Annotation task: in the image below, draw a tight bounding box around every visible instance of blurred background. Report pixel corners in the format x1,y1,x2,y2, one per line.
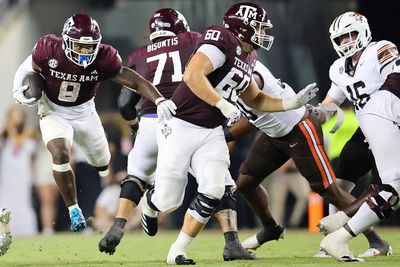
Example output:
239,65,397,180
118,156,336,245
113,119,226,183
1,0,399,235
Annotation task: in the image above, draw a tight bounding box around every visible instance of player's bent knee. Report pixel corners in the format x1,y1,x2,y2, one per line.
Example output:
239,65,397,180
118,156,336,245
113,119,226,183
52,163,71,172
120,175,149,206
153,196,182,213
51,149,70,164
150,189,183,213
203,183,225,200
236,174,261,195
90,153,110,169
188,193,221,224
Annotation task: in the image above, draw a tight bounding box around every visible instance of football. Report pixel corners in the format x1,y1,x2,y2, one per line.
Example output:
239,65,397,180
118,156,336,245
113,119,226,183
22,72,45,100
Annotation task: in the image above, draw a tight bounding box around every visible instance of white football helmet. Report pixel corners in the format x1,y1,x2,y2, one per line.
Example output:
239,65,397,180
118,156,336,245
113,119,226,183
329,12,371,58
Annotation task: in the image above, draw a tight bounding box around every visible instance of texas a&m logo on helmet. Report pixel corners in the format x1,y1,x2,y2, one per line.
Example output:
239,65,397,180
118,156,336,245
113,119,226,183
223,2,274,51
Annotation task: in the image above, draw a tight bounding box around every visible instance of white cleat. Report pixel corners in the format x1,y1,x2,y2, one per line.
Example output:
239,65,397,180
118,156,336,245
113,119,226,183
320,228,364,262
0,209,12,256
313,249,332,258
317,211,350,236
358,246,393,258
242,234,260,251
166,243,195,265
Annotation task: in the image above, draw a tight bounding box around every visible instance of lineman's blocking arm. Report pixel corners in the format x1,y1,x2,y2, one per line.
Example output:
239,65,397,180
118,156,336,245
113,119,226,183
240,79,318,112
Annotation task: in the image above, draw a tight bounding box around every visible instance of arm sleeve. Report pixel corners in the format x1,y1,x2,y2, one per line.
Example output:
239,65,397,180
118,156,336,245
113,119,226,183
13,55,34,93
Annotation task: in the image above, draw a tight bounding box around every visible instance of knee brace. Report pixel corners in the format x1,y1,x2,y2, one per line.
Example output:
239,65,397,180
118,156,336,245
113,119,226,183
188,193,221,224
214,186,237,213
365,184,400,220
120,175,149,206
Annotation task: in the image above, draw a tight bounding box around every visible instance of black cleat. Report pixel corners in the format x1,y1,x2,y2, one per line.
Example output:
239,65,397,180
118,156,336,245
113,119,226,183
98,225,124,255
257,224,285,244
242,225,285,250
223,240,257,261
141,212,158,236
174,255,196,265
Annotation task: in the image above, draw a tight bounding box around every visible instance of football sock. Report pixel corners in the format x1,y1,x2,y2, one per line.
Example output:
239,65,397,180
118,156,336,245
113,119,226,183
114,218,127,229
224,231,239,243
68,204,80,212
173,231,194,254
347,202,380,235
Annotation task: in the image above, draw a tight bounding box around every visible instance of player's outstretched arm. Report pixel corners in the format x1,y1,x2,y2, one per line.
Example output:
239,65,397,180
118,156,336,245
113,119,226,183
240,80,318,112
111,67,163,103
111,67,176,122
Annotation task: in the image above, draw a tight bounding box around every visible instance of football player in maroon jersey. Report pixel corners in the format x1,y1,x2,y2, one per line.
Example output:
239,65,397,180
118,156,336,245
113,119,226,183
140,2,318,264
12,13,175,232
99,8,254,261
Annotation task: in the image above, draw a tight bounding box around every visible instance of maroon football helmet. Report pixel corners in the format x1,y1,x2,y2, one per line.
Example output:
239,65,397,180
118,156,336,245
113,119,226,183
148,8,190,41
223,2,274,51
62,13,102,67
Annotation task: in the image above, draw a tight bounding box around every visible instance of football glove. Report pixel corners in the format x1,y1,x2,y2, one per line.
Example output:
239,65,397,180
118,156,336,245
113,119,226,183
215,98,241,126
156,97,177,122
282,83,319,110
307,103,344,133
13,85,38,107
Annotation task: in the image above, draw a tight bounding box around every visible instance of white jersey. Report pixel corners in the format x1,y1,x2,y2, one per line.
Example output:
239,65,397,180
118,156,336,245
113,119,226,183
327,40,400,122
237,61,305,138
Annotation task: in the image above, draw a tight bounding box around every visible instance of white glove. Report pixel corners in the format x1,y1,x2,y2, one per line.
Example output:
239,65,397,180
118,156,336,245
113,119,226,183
156,97,177,122
282,83,319,110
215,98,241,126
12,85,38,107
306,104,329,123
307,103,344,133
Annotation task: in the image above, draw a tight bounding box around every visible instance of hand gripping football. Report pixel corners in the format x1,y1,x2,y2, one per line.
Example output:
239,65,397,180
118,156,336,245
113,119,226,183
22,72,45,100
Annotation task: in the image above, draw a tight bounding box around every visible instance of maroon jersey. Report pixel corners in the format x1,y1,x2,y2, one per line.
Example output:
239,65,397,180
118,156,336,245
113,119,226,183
32,34,122,106
172,25,258,128
127,31,201,114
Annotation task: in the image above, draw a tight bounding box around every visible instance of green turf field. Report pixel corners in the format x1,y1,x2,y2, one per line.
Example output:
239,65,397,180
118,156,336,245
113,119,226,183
0,228,399,266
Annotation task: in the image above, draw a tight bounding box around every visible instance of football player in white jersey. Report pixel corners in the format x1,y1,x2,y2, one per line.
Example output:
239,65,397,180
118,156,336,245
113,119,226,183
222,59,387,257
310,12,400,262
